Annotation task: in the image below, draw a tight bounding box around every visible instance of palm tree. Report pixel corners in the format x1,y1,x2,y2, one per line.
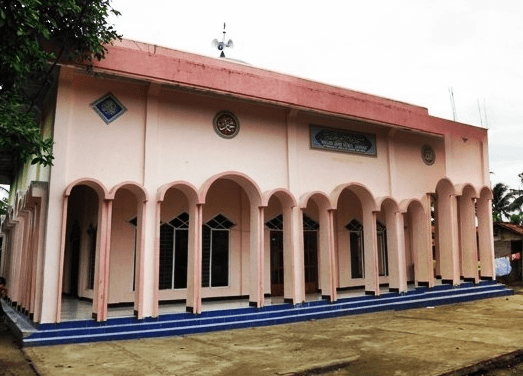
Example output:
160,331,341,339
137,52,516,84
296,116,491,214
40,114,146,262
492,182,512,222
509,172,523,213
0,185,8,216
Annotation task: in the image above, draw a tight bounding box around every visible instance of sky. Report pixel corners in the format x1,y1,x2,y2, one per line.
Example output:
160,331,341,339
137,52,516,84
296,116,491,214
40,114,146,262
108,0,523,189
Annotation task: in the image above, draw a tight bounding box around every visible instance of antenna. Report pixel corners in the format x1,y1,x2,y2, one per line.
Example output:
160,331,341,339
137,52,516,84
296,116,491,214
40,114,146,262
448,87,457,121
211,22,234,58
477,99,489,129
477,99,483,127
483,99,489,128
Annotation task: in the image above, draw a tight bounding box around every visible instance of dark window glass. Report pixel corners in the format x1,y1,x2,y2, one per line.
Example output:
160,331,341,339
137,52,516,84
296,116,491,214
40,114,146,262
377,221,388,276
87,224,97,290
159,213,189,290
202,214,234,288
174,229,188,288
347,220,364,279
159,223,174,289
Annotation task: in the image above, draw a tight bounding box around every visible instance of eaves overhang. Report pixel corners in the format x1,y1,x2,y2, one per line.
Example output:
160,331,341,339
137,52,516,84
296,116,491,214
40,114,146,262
74,39,487,141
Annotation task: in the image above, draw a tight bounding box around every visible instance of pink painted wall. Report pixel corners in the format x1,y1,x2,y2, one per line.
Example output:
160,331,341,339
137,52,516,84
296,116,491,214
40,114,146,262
27,41,492,321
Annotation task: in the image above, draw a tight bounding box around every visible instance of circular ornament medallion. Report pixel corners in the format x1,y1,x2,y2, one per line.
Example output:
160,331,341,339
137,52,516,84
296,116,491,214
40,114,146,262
421,144,436,165
213,111,240,139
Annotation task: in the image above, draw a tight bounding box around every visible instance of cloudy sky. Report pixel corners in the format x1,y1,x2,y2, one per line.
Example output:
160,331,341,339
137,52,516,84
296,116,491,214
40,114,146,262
110,0,523,189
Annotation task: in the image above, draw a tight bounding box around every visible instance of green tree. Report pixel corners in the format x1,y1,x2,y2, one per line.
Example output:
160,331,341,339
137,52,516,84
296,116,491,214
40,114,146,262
509,172,523,213
0,186,8,215
510,213,523,225
492,182,512,222
0,0,121,172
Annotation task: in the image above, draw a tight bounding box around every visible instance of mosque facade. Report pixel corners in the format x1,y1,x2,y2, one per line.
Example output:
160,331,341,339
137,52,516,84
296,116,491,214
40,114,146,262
1,40,495,326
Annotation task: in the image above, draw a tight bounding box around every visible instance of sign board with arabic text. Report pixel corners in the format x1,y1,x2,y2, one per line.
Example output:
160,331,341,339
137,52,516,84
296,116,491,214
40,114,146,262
310,125,376,157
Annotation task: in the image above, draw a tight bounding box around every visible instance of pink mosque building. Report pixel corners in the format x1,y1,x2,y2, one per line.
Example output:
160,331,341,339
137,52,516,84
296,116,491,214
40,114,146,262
0,40,505,344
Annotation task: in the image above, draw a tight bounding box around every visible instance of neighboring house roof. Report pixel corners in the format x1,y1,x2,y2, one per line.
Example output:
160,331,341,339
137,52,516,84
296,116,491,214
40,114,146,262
494,222,523,237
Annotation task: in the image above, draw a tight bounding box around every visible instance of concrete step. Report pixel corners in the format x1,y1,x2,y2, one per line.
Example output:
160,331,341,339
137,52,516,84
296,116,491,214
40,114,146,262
22,282,512,346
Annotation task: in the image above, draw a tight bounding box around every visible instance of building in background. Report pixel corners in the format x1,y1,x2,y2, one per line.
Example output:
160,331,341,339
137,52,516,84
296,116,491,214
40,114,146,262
0,40,496,328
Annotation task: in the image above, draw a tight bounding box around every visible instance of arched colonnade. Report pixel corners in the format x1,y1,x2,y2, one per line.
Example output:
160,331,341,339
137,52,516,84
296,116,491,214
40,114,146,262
57,173,496,322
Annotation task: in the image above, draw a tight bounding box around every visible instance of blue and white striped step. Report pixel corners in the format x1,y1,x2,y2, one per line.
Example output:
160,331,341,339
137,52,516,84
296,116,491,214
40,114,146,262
21,281,512,346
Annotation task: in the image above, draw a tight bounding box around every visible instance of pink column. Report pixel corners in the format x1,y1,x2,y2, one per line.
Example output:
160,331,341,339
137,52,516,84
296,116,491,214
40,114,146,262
20,210,33,313
30,201,43,321
477,197,495,279
413,197,434,288
56,196,69,322
327,210,338,301
93,199,112,321
283,206,300,304
436,192,460,285
17,212,30,309
363,211,379,296
186,204,203,314
134,200,147,319
387,210,407,293
458,194,479,282
152,200,161,318
249,206,265,308
318,209,337,302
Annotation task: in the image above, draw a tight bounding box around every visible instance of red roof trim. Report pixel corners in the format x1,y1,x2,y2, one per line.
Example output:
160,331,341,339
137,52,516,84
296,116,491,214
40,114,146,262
84,39,487,140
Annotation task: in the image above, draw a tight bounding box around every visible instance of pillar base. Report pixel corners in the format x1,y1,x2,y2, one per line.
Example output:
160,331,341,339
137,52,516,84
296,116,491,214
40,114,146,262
321,295,337,302
365,290,377,296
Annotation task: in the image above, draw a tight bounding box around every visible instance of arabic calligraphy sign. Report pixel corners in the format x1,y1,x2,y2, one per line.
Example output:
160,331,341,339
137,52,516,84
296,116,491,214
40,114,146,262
310,125,377,156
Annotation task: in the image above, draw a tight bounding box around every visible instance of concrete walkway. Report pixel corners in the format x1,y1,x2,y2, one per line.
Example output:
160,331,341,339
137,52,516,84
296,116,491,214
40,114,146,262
4,292,523,376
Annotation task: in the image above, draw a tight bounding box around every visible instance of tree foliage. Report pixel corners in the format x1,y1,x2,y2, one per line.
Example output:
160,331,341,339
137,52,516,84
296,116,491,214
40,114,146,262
509,172,523,213
0,0,121,169
492,182,513,222
0,186,7,215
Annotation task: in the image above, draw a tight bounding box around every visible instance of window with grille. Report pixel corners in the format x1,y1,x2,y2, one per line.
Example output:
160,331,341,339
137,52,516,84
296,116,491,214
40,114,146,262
266,215,284,289
87,224,97,290
159,212,189,290
128,217,138,291
346,219,364,279
303,215,319,286
377,221,388,276
202,214,234,288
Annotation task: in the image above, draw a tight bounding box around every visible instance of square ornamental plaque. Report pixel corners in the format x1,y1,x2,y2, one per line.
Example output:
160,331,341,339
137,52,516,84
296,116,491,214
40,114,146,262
91,93,127,124
310,125,376,157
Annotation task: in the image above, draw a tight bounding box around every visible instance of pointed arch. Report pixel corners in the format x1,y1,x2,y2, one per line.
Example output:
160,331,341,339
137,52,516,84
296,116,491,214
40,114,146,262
263,188,297,302
435,177,460,284
156,180,202,315
107,182,149,319
331,182,378,213
333,183,379,295
459,184,479,282
158,181,202,205
200,171,264,307
377,197,406,291
201,171,263,207
64,178,109,200
262,188,297,209
58,178,110,322
403,198,433,287
109,181,149,202
477,185,495,279
301,191,336,301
